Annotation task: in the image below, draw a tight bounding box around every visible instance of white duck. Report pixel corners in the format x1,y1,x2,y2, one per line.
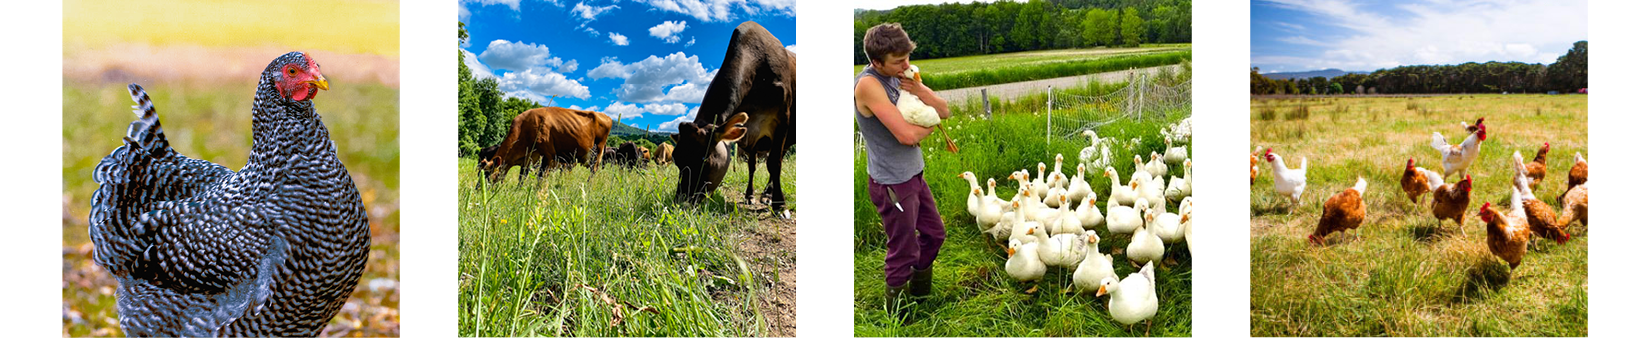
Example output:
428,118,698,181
1145,152,1169,179
1031,162,1051,199
1150,207,1185,244
1031,224,1087,268
978,178,1008,225
1066,163,1094,205
1048,154,1069,189
961,172,982,217
1137,174,1167,214
1050,195,1084,235
1043,175,1068,208
1131,155,1154,184
1072,230,1117,295
1004,239,1047,293
1127,216,1165,266
1008,198,1046,244
1076,194,1105,230
1104,167,1138,207
1108,197,1149,236
1099,262,1159,328
1166,159,1191,203
1080,130,1112,175
1163,135,1187,164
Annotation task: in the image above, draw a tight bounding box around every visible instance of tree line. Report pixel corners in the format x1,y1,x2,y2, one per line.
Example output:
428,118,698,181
459,22,545,157
852,0,1191,64
1250,41,1587,95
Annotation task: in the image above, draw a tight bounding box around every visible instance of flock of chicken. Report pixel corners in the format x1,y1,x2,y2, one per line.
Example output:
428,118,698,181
1255,118,1589,271
957,128,1193,330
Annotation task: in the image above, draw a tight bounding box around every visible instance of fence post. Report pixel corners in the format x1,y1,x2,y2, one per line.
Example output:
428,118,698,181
1045,85,1053,148
982,88,991,120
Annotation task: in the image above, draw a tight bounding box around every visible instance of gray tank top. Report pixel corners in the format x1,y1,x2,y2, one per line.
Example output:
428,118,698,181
855,65,924,184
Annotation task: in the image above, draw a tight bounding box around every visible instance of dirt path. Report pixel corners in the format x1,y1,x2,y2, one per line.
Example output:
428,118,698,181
726,201,796,337
933,65,1179,104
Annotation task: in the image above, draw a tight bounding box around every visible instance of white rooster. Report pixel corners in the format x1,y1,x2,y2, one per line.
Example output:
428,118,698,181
1431,121,1487,179
1262,148,1308,208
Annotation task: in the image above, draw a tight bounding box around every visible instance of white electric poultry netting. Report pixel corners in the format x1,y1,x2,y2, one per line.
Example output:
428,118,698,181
1046,75,1192,147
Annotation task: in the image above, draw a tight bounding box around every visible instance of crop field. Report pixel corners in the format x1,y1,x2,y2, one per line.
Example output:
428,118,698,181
61,82,402,337
852,45,1190,91
852,82,1193,336
1249,94,1588,336
457,154,796,337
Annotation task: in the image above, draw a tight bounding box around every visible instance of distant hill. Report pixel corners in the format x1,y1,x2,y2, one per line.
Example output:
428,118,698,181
1261,69,1366,80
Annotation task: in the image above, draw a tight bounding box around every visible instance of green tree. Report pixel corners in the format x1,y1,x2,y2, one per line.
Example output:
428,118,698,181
1119,7,1144,47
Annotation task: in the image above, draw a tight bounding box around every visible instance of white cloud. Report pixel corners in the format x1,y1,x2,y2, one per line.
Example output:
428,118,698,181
609,32,630,46
462,50,496,80
633,0,796,22
583,27,601,37
785,44,795,53
558,59,580,73
601,102,690,121
585,52,718,103
685,37,696,47
649,21,689,43
498,67,592,104
478,40,578,73
572,1,621,21
658,106,700,132
1256,0,1586,70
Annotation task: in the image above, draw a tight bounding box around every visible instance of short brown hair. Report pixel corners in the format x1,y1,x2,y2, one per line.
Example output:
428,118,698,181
862,23,916,64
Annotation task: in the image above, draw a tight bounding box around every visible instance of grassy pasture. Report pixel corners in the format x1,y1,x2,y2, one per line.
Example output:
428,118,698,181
853,45,1190,91
852,86,1193,336
457,154,795,336
1249,94,1588,336
61,82,401,337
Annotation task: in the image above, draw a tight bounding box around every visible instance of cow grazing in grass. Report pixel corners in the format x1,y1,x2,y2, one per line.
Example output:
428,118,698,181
480,107,612,183
671,21,795,211
653,143,674,165
610,141,647,168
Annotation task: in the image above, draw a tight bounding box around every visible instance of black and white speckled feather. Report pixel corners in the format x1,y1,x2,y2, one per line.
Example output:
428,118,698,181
89,52,370,337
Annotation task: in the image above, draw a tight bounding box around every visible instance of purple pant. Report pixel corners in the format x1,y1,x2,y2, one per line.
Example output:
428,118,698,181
869,172,946,287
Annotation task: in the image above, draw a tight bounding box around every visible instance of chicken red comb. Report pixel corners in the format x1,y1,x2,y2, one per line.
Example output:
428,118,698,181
1407,158,1414,167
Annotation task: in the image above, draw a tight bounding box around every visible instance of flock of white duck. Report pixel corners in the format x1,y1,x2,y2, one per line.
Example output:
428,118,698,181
957,128,1192,328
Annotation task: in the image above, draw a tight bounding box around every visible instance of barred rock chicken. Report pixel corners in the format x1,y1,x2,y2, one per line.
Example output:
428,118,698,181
1430,174,1473,235
1481,202,1531,270
1514,151,1568,245
1521,142,1551,189
1399,158,1440,204
1310,177,1367,245
1567,152,1588,193
88,52,370,337
1431,121,1487,179
1559,183,1588,226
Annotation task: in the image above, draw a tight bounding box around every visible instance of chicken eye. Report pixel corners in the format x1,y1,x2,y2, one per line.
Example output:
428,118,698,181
287,67,297,75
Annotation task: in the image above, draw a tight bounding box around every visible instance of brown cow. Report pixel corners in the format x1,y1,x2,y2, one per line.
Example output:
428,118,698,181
653,143,674,165
481,107,613,183
672,21,795,211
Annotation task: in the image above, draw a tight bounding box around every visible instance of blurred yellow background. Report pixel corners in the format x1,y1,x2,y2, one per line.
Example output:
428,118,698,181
61,1,400,337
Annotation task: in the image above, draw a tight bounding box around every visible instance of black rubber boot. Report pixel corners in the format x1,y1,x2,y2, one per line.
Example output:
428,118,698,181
884,283,913,322
910,266,933,302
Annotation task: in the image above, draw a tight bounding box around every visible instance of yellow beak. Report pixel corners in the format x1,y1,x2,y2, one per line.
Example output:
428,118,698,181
1096,285,1108,297
306,74,330,91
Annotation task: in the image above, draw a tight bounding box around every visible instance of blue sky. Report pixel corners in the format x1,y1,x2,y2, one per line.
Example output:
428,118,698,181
1252,0,1586,73
460,0,796,132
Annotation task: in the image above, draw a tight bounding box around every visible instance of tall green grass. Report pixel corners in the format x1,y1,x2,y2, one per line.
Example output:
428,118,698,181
853,102,1192,336
61,81,401,337
1250,94,1588,336
458,156,793,336
921,50,1191,91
